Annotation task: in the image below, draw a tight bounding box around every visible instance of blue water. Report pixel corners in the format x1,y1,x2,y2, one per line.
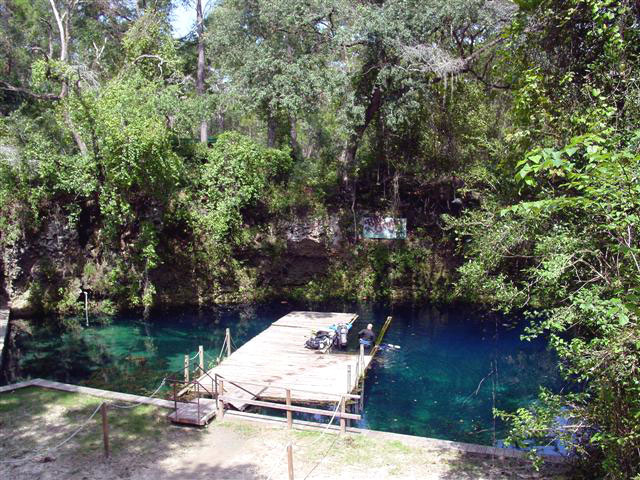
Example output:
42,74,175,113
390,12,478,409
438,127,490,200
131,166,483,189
14,302,564,445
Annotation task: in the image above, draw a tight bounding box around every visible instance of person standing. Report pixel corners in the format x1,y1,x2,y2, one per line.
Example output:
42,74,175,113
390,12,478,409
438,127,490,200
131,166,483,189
358,323,376,349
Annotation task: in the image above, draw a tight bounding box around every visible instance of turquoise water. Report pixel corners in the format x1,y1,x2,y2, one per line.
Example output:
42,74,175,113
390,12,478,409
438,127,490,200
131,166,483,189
14,302,563,445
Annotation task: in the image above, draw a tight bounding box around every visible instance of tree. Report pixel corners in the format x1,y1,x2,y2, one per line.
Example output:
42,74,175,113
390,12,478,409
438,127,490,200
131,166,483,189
207,0,343,149
195,0,207,143
446,1,640,476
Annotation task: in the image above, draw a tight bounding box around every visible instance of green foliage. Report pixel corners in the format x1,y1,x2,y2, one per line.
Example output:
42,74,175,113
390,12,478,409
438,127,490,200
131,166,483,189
122,11,182,79
194,132,292,246
290,239,450,304
4,1,640,475
447,1,640,476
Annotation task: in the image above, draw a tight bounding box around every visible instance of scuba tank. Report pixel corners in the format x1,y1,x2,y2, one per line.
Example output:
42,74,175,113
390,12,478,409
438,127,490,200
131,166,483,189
338,323,348,348
305,330,331,350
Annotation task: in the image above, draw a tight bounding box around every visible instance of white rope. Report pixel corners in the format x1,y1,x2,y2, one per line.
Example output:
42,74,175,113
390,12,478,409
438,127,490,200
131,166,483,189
298,398,347,480
109,377,167,409
291,395,344,450
0,402,103,464
264,444,289,480
260,395,345,480
302,428,341,480
215,335,228,364
189,351,200,361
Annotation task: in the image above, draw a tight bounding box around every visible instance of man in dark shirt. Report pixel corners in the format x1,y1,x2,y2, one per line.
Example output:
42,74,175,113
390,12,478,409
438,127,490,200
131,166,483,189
358,323,376,348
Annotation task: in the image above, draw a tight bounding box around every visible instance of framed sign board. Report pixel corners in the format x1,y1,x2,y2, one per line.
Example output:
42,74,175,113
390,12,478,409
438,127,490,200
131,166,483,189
362,217,407,239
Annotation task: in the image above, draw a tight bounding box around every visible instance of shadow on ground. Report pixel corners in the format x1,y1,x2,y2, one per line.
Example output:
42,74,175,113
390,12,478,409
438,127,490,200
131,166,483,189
1,387,574,480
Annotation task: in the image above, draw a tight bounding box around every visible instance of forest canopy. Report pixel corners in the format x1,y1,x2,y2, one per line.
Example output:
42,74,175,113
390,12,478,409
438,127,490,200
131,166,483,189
1,0,640,477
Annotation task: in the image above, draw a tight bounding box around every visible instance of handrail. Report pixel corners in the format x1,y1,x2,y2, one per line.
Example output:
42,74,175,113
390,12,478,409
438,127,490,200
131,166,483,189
218,375,262,399
214,374,360,400
192,363,216,386
218,396,361,420
168,376,214,398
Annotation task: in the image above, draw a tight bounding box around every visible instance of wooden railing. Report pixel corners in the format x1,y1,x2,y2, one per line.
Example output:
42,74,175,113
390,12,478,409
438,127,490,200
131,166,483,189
168,374,215,423
214,374,361,433
169,316,393,428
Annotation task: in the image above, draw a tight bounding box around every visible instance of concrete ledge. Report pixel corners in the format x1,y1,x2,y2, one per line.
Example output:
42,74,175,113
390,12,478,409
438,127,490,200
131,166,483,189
0,378,175,409
224,410,570,464
0,379,36,394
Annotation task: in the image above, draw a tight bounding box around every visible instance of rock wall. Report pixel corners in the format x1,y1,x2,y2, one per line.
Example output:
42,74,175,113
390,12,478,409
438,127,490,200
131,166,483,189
1,209,456,317
2,207,83,317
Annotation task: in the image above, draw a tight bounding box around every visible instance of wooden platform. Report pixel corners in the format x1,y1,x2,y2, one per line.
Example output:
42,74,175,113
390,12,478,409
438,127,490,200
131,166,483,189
167,398,217,426
197,311,374,409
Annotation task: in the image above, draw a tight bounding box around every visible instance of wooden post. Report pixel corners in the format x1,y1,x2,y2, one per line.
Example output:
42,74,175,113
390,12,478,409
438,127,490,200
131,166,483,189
360,343,365,373
101,403,110,459
287,443,294,480
225,328,231,357
198,345,204,372
347,365,351,392
286,389,293,429
173,382,178,421
340,397,346,433
84,291,89,327
184,354,189,383
217,380,225,420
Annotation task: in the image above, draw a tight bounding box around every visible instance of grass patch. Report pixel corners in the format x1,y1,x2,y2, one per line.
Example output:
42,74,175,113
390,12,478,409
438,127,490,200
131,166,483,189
218,420,259,435
0,386,180,460
385,438,415,454
0,386,89,414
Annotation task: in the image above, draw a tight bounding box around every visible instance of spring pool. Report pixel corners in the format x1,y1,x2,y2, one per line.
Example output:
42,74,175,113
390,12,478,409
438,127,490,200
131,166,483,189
12,302,563,445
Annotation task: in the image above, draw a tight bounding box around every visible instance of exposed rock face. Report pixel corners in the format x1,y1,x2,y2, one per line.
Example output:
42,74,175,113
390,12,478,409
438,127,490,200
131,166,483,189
0,206,455,315
273,215,341,286
283,215,342,252
2,208,83,317
0,318,28,384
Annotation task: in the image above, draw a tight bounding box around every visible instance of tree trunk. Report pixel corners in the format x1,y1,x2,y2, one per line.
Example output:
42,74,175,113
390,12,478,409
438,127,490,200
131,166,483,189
196,0,208,144
289,116,301,159
49,0,68,98
339,86,382,191
392,169,400,214
267,111,277,148
49,0,88,155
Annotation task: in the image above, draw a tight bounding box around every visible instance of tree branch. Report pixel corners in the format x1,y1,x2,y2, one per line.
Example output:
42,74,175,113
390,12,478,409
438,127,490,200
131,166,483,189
0,81,61,100
48,0,67,63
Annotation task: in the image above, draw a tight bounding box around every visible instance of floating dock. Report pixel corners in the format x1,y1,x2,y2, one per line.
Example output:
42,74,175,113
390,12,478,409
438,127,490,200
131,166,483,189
195,311,376,410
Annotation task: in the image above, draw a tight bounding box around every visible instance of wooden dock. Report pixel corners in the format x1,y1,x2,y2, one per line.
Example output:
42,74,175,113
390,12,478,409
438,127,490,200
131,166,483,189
195,311,375,410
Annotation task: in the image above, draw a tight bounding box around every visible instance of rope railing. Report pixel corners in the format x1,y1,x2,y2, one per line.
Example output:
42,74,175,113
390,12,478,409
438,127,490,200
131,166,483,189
262,395,347,480
109,377,168,409
291,395,344,449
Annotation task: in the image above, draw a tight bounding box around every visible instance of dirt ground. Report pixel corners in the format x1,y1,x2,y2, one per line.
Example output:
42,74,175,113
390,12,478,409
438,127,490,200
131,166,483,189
0,387,571,480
